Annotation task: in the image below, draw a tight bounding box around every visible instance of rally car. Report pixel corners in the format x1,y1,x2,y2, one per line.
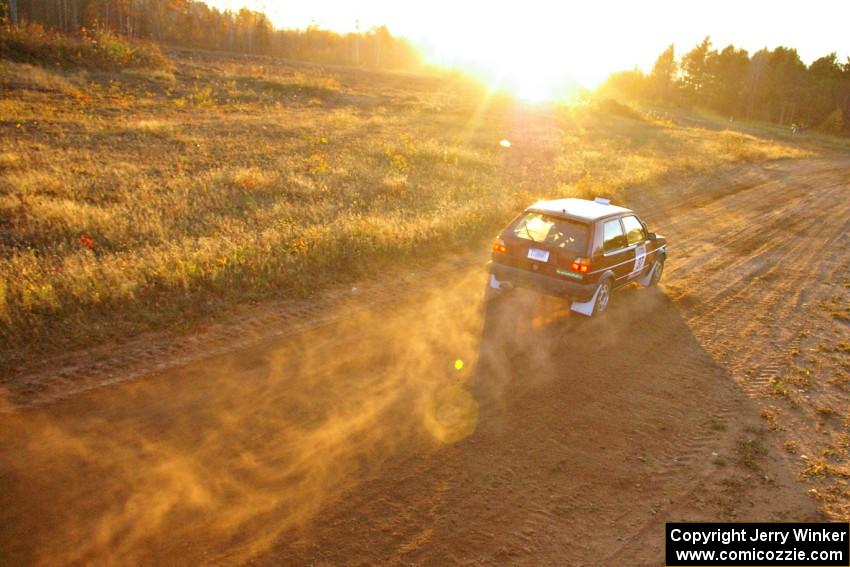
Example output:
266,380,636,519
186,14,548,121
487,197,667,317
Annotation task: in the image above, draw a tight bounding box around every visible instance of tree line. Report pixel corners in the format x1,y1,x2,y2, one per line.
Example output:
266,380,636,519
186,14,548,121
601,38,849,134
0,0,421,69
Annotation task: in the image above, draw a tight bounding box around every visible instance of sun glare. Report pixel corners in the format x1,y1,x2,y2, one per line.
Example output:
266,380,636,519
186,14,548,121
404,6,600,103
422,38,583,103
208,0,848,103
484,62,574,102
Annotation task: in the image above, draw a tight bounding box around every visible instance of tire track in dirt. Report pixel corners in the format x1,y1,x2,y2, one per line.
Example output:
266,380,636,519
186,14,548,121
599,161,830,483
587,158,850,564
675,174,847,399
670,165,850,398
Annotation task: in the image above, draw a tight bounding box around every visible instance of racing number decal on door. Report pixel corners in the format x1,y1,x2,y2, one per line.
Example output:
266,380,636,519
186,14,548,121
633,243,647,274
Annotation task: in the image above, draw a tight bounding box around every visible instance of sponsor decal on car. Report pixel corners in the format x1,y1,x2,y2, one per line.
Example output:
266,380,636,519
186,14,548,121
557,268,583,280
632,243,647,274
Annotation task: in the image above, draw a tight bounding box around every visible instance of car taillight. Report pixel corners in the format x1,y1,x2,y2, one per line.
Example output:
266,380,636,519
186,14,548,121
570,257,590,273
492,239,507,254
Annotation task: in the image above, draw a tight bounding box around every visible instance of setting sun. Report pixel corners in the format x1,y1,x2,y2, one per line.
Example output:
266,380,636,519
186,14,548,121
426,40,583,102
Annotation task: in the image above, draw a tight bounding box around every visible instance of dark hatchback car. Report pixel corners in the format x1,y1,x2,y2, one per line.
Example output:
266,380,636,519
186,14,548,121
487,197,667,316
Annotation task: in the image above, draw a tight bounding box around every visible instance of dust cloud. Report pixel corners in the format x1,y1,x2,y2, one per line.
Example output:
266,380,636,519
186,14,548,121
0,258,659,565
0,269,504,565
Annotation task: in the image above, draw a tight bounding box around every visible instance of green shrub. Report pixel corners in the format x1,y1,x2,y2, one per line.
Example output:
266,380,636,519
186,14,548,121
0,23,170,70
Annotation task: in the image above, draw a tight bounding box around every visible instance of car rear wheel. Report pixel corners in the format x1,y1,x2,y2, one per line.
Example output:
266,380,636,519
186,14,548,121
594,278,612,315
649,256,665,286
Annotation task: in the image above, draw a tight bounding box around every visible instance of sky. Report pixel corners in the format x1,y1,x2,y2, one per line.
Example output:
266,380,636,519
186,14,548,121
207,0,849,93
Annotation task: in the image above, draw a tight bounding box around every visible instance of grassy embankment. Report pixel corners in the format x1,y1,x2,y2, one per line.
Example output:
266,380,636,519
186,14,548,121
0,25,813,369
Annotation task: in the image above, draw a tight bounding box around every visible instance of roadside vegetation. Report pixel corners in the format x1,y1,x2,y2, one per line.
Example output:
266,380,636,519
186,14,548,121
2,1,420,70
0,29,819,370
1,22,170,70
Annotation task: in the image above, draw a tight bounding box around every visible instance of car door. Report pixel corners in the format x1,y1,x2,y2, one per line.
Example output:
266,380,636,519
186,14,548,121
621,215,650,280
601,217,635,287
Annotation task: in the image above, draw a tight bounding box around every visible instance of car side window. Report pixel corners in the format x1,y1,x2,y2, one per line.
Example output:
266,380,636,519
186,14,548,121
621,215,646,246
602,219,627,253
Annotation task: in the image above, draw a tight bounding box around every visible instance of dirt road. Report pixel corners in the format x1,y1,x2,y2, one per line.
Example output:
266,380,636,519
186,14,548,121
1,157,848,566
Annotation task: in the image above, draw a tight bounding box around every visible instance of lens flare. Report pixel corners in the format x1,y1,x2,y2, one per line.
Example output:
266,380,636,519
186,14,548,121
423,384,479,444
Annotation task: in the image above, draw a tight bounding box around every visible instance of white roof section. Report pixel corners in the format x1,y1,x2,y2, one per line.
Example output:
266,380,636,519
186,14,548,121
527,197,631,221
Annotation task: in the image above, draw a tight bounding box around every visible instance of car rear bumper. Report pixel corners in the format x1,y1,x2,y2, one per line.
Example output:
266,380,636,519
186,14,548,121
488,261,597,302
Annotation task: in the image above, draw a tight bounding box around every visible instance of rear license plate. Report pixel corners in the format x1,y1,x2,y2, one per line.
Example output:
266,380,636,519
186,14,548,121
527,248,550,262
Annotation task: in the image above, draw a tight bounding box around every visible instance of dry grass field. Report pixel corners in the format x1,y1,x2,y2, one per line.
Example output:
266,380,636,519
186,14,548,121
0,44,812,369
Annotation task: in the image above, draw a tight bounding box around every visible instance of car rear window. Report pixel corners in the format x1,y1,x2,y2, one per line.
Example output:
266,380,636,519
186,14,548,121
511,213,589,253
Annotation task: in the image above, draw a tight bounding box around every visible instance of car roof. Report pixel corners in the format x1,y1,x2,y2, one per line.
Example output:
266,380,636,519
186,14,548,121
526,197,632,222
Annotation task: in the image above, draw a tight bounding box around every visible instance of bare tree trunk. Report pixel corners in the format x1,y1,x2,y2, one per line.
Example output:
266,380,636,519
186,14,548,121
8,0,18,23
152,0,161,40
58,0,66,32
353,20,360,66
353,36,359,66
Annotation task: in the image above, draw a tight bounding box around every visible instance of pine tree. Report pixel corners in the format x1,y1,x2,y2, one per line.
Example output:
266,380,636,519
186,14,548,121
651,44,677,101
681,36,712,101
